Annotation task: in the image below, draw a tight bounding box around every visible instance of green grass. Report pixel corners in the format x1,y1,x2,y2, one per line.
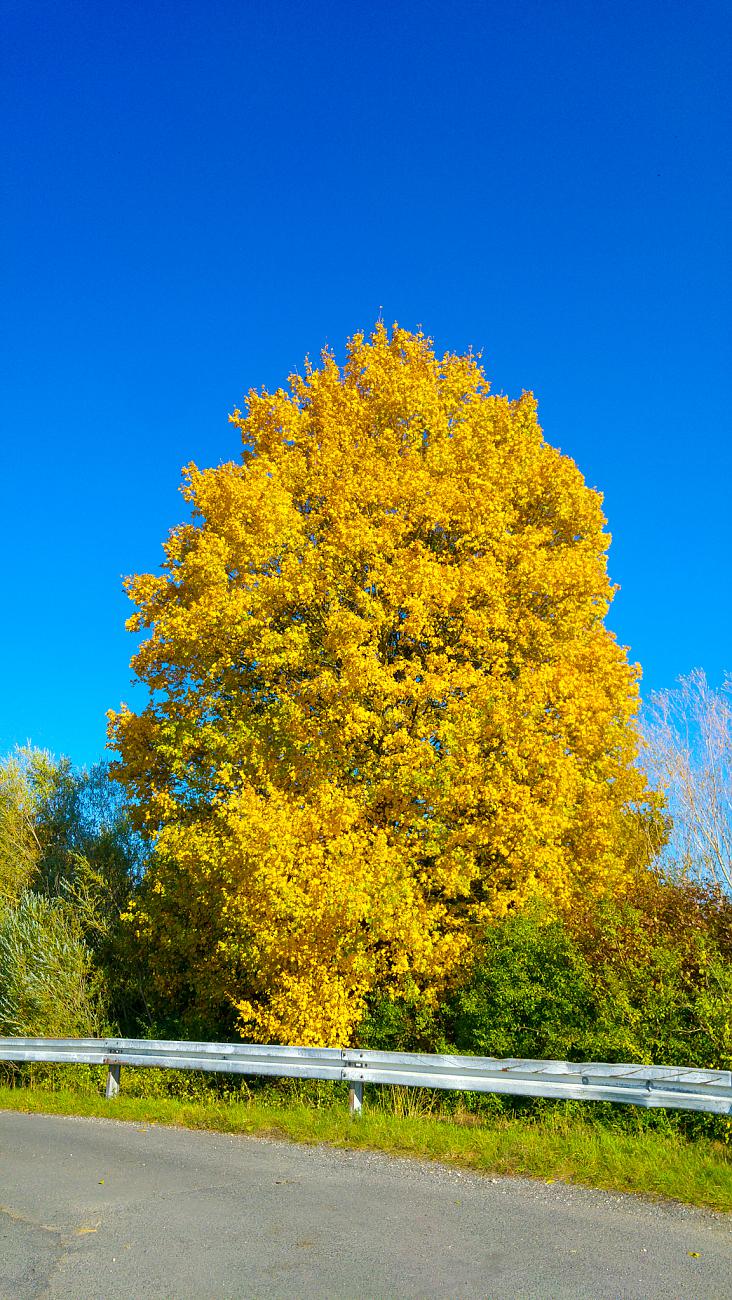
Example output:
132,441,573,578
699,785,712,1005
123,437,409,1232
1,1081,730,1214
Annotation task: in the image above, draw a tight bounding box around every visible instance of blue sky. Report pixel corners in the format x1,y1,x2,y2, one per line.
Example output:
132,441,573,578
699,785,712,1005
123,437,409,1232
2,0,730,769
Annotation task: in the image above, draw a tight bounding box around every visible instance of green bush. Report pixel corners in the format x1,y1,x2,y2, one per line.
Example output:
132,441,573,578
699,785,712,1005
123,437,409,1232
448,911,605,1061
570,873,732,1072
359,875,732,1140
445,882,730,1074
0,890,104,1038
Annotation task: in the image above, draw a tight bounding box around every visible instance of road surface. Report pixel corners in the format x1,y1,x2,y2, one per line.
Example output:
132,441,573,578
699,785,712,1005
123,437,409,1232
0,1111,730,1298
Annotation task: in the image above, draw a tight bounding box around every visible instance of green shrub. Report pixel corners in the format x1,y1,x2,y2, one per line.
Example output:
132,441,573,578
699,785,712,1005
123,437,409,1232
359,876,731,1140
0,890,104,1038
570,872,732,1071
448,910,604,1061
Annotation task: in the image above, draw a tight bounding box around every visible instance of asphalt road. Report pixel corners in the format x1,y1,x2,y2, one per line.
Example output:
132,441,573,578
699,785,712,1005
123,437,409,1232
0,1112,730,1299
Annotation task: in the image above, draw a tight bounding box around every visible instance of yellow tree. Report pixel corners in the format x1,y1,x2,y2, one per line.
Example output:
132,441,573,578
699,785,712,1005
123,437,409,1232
110,325,661,1044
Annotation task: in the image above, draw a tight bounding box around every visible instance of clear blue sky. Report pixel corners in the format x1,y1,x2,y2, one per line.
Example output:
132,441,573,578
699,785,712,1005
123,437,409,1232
2,0,730,769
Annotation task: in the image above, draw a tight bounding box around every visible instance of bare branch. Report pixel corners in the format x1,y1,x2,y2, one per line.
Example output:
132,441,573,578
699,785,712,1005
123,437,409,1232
640,670,732,895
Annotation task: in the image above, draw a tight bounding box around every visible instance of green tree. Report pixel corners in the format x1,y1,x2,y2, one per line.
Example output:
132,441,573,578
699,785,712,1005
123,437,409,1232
0,747,147,1037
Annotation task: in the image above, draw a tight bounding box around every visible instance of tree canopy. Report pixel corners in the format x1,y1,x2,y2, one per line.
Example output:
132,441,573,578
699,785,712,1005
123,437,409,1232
110,325,661,1044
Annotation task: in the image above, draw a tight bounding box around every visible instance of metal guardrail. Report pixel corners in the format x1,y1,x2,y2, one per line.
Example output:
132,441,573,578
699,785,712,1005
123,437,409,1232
0,1037,730,1116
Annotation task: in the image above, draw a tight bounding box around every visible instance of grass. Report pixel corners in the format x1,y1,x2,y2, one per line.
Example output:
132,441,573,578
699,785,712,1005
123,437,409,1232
1,1078,730,1214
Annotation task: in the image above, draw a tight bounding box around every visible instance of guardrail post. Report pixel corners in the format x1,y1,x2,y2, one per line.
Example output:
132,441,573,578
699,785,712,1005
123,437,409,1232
105,1063,121,1099
349,1081,363,1116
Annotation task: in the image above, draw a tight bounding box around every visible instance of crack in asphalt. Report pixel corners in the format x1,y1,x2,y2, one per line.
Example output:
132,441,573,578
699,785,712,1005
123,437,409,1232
0,1204,61,1235
0,1204,105,1300
0,1203,65,1300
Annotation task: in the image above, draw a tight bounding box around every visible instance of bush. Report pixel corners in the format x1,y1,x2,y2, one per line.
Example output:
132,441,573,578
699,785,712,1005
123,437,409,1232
359,875,732,1140
444,881,730,1076
570,872,732,1071
448,910,605,1061
0,890,104,1038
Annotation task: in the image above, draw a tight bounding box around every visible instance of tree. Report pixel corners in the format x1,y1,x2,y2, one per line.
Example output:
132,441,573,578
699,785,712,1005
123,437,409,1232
0,748,44,906
0,746,145,920
109,325,662,1045
641,670,732,895
0,746,147,1036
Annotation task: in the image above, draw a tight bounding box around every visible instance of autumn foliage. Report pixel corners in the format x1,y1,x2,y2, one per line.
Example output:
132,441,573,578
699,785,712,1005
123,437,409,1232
109,326,661,1044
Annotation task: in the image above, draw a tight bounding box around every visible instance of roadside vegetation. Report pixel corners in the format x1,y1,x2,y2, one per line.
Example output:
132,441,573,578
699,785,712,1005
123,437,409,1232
1,330,730,1215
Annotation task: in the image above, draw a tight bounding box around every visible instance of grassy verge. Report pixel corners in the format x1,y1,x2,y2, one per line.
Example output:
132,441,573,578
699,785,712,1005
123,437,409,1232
1,1084,730,1213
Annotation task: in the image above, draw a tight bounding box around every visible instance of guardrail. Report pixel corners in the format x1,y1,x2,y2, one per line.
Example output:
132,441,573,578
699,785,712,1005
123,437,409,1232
0,1037,729,1116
